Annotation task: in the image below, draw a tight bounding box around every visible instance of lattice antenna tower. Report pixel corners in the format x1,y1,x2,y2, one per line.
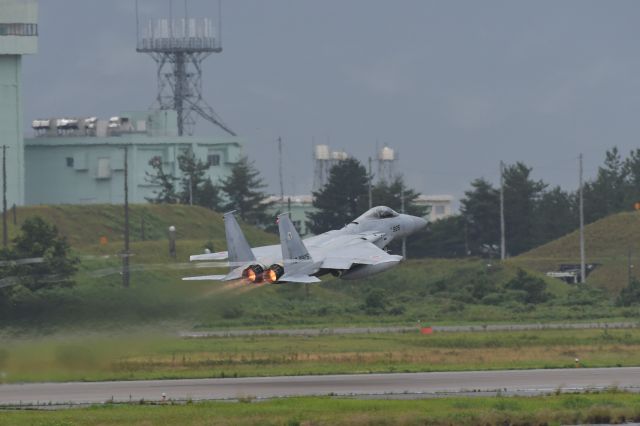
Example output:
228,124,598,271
136,0,235,136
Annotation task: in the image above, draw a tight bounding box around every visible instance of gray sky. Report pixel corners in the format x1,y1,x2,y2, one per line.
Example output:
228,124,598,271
22,1,640,203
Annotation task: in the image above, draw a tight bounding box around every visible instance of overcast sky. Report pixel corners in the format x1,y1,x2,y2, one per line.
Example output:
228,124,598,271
21,1,640,204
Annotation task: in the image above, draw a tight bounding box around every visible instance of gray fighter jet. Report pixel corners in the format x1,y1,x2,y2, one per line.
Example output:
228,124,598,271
184,206,427,284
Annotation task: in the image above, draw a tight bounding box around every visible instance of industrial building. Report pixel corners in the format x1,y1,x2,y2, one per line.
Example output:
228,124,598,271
25,110,243,204
0,0,37,206
265,195,315,236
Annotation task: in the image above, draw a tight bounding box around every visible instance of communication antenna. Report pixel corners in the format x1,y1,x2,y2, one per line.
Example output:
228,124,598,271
136,0,236,136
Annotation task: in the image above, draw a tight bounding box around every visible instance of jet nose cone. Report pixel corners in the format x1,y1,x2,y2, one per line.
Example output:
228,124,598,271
411,216,428,233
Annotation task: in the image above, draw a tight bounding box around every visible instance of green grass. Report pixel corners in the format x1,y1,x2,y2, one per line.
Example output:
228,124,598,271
2,204,636,331
2,329,640,383
514,210,640,294
6,204,276,251
2,393,640,425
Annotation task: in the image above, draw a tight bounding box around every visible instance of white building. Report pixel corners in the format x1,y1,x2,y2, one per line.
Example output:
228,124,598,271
416,194,454,222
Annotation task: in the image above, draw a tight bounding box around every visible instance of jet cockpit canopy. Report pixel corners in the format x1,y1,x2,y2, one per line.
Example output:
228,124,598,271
354,206,399,223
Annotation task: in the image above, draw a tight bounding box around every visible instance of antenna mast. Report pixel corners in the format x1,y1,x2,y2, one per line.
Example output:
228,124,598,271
136,0,236,136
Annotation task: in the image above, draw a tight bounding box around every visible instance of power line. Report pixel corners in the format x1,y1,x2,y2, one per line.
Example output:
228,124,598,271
123,146,130,288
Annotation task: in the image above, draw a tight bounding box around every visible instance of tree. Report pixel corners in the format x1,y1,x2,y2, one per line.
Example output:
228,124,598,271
145,156,179,204
532,186,577,246
407,215,467,258
177,150,222,210
460,178,500,256
584,147,628,223
623,148,640,209
505,269,551,304
371,176,429,218
220,156,273,226
617,277,640,306
3,217,79,291
502,162,547,255
307,158,369,234
198,179,223,211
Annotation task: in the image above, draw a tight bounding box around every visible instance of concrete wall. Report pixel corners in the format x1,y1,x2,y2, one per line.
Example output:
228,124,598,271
0,0,38,206
0,55,24,205
0,0,38,55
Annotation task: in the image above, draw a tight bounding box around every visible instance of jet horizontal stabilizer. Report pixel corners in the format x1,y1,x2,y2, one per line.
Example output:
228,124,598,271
279,274,322,283
182,274,227,281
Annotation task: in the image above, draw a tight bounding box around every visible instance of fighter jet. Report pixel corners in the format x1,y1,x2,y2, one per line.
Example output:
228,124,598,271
184,206,427,284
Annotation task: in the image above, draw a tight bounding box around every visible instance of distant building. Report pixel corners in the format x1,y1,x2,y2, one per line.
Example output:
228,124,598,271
265,195,315,236
0,0,38,205
25,110,243,204
416,195,454,222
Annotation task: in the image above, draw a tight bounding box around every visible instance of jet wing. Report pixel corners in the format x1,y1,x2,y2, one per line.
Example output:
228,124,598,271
321,240,403,270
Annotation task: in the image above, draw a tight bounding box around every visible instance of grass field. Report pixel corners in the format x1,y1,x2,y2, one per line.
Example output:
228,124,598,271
514,210,640,293
2,392,640,425
2,328,640,383
2,204,638,332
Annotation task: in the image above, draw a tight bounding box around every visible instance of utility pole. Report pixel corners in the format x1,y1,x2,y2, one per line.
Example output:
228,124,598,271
2,145,7,249
500,161,505,261
401,182,406,259
122,146,130,288
628,246,633,287
278,137,284,212
368,157,373,209
188,147,193,206
579,153,586,284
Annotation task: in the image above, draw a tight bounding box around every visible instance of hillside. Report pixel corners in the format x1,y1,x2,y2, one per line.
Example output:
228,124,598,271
7,204,277,253
513,211,640,293
1,204,623,330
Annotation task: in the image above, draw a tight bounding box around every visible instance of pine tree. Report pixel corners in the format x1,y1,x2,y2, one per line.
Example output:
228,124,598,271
220,157,273,226
371,176,429,217
307,158,369,234
177,150,222,210
460,178,500,256
145,156,179,204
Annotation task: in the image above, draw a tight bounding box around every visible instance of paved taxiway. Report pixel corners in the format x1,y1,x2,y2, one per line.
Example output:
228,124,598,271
1,367,639,406
180,321,638,338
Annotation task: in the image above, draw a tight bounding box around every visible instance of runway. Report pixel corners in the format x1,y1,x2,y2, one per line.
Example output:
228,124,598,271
1,367,639,406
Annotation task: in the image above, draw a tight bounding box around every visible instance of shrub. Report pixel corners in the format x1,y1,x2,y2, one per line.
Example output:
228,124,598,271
505,269,552,304
617,278,640,306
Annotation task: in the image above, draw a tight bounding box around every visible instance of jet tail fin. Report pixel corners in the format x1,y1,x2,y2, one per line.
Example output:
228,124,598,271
224,211,255,264
277,213,316,276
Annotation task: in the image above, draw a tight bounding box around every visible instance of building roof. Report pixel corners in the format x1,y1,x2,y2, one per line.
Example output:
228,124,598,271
265,195,314,204
416,194,455,203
